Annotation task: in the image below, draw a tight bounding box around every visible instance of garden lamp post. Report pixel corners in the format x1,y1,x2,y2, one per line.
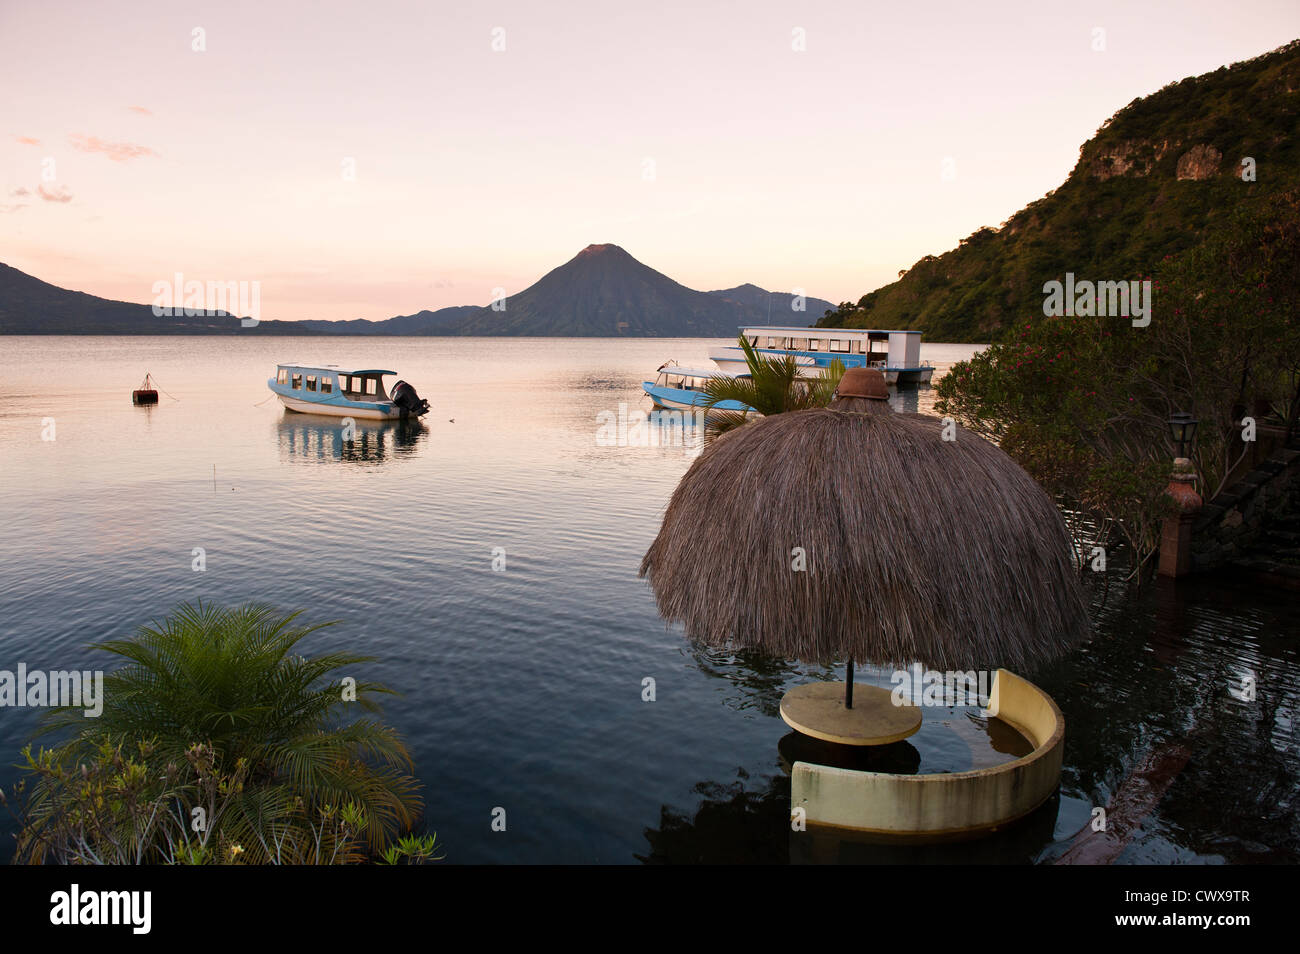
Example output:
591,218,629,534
1168,411,1198,460
1158,411,1202,578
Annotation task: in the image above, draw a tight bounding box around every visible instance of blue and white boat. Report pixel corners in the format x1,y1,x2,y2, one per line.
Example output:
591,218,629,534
709,326,934,386
268,364,430,420
641,361,754,415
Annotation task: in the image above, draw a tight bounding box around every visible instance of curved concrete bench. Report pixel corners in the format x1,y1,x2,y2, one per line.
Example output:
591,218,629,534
790,668,1064,840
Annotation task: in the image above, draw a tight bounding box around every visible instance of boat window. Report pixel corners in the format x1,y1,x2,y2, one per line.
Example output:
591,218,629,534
321,376,333,394
306,375,317,391
276,369,288,385
790,338,807,350
829,339,848,352
291,373,302,389
747,336,759,346
338,375,350,393
766,337,777,348
809,339,821,351
365,378,378,396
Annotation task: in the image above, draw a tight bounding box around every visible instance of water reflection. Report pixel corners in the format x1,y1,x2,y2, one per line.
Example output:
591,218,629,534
638,772,1060,864
623,403,708,458
777,731,921,775
688,645,833,719
639,774,791,864
790,793,1060,865
887,386,924,414
274,413,429,466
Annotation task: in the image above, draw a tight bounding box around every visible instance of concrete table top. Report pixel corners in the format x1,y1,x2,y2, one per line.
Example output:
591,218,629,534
780,681,922,746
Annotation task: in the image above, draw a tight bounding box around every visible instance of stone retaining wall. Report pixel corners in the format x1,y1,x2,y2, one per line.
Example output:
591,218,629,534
1191,444,1300,571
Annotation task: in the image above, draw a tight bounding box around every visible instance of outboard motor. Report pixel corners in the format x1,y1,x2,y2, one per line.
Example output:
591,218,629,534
389,380,430,418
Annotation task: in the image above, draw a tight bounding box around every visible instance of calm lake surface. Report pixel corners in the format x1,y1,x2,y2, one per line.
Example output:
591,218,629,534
1,336,1296,864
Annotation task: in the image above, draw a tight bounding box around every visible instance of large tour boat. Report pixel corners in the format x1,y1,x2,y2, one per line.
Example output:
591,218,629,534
267,364,430,420
709,326,934,386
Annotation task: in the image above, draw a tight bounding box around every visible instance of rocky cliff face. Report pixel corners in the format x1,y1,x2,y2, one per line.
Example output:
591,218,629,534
1176,144,1224,180
1087,139,1173,180
1085,140,1228,181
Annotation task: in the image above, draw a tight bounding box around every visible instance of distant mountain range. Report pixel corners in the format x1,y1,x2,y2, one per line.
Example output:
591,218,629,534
817,39,1300,342
0,244,833,337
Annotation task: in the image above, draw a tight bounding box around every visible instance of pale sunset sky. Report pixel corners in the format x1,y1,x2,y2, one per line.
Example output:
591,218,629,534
2,0,1298,321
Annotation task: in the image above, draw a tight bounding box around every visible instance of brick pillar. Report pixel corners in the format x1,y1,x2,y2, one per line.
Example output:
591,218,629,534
1158,458,1203,578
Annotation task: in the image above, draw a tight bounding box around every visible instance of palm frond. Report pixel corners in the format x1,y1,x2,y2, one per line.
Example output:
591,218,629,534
21,601,423,863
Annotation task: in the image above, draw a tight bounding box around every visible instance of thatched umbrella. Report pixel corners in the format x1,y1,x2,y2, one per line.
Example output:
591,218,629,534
640,368,1089,715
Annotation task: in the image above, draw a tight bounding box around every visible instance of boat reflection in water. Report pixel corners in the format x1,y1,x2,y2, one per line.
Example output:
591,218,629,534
275,413,429,467
887,387,922,414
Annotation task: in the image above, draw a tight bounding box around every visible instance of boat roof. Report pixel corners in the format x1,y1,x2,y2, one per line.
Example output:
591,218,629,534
658,367,727,378
741,326,920,335
276,364,396,375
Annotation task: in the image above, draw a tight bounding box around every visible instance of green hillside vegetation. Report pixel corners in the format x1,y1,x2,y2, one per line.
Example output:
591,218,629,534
818,40,1300,343
936,189,1300,576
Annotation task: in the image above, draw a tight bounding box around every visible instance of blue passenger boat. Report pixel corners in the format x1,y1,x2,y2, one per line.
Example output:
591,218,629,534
267,364,430,420
641,362,754,415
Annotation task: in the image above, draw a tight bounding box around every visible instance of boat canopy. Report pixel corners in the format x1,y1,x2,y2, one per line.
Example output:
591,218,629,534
664,368,724,378
738,325,920,336
275,364,396,376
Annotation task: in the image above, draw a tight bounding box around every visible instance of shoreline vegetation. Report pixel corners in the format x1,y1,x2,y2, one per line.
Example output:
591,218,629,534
6,602,440,865
936,192,1300,579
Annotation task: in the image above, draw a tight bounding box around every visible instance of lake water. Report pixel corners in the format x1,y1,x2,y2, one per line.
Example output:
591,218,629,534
0,336,1296,864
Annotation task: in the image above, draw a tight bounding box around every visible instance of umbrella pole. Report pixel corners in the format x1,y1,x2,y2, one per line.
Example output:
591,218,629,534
846,655,855,710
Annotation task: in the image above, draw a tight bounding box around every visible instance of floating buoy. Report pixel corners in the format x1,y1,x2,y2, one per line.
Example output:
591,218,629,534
132,372,159,405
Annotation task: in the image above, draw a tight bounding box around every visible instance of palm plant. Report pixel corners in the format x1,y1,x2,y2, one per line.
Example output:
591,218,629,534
700,335,847,440
23,601,421,862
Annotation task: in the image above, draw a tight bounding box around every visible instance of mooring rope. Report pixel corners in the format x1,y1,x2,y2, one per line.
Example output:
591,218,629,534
144,372,181,402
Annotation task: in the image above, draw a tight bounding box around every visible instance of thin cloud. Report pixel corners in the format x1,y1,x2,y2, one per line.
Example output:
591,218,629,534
127,105,152,116
0,203,27,214
10,187,30,196
15,136,40,145
37,184,73,203
69,134,158,162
